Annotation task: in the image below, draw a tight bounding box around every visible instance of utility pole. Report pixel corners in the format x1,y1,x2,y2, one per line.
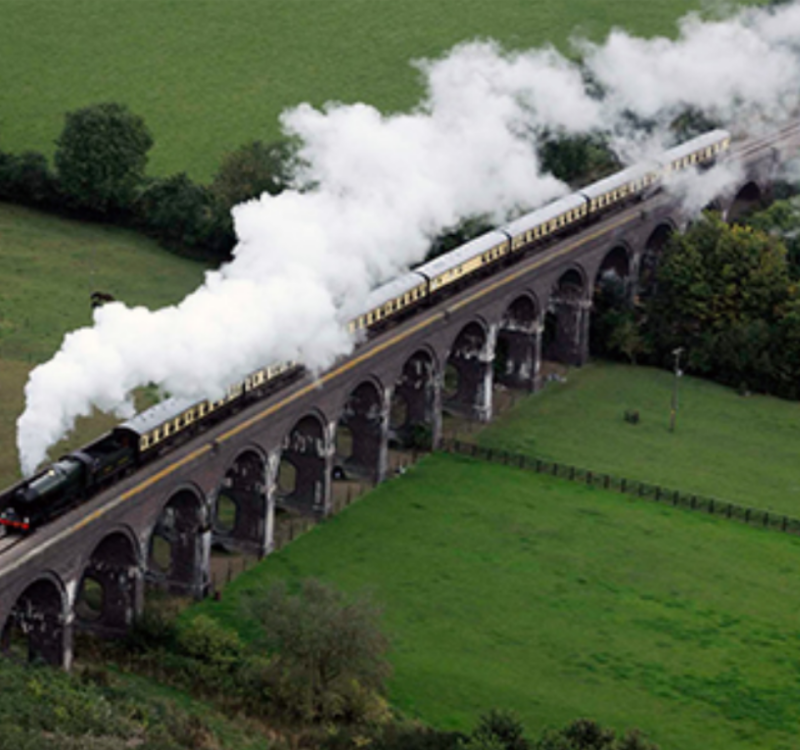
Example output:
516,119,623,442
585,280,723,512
669,347,684,433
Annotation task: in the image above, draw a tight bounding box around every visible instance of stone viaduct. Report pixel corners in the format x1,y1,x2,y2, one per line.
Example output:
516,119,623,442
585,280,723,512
0,130,790,668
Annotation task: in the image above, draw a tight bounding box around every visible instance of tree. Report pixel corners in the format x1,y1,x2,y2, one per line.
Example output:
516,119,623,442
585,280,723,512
245,579,391,722
210,139,293,209
745,198,800,279
539,133,619,186
55,102,153,214
646,213,791,375
134,173,234,259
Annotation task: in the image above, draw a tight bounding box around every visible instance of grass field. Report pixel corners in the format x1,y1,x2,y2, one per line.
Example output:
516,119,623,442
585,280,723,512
193,453,800,750
478,362,800,516
0,202,207,486
0,0,766,182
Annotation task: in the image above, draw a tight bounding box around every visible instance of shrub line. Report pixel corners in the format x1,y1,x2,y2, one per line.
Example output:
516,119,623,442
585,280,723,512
439,438,800,536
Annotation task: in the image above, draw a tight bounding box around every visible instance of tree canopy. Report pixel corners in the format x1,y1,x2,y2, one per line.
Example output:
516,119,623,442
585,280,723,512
55,102,153,214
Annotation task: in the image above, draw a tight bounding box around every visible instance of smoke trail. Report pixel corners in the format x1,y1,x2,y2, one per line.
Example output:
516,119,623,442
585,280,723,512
16,1,800,475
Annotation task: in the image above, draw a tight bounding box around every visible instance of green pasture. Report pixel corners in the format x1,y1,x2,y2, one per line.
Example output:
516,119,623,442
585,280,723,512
479,362,800,516
194,453,800,750
0,203,207,485
0,0,767,183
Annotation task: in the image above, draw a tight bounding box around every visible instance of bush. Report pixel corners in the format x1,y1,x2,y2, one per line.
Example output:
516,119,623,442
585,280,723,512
211,139,293,209
175,613,242,668
0,149,60,207
473,710,529,750
134,173,234,259
245,579,391,723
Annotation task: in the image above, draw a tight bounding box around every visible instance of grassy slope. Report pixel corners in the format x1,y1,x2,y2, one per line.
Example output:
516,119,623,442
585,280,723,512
479,361,800,515
0,203,207,486
0,0,765,182
194,453,800,750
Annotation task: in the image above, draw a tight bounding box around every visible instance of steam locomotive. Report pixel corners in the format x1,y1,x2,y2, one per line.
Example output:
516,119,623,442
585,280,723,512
0,129,731,533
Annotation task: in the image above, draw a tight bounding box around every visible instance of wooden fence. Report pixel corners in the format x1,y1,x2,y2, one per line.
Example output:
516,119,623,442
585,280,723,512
439,438,800,536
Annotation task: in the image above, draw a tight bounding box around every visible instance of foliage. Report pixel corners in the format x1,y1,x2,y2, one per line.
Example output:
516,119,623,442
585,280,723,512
473,710,530,750
539,133,619,186
175,613,243,667
744,197,800,279
54,102,153,215
134,173,234,259
125,592,181,652
244,578,391,722
668,108,720,143
0,150,59,207
0,657,233,750
211,139,293,209
644,213,797,395
535,719,658,750
589,274,643,363
426,216,494,262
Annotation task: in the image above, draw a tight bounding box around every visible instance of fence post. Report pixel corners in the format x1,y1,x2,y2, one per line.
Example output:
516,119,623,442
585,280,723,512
587,470,593,486
745,508,751,523
727,503,732,518
604,475,610,489
673,491,679,506
655,487,661,502
570,466,575,480
783,516,788,532
621,478,627,493
763,512,769,528
552,462,558,476
536,459,542,473
709,499,714,514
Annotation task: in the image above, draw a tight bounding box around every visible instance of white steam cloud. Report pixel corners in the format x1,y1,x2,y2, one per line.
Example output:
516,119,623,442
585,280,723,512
16,1,800,475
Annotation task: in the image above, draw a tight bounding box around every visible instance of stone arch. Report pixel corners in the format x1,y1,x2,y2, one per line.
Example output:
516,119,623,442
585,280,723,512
75,528,141,636
278,411,329,516
335,378,386,482
147,484,208,597
213,446,268,553
543,266,590,367
2,573,70,667
728,181,765,223
390,347,440,450
639,222,676,300
495,292,541,390
444,317,493,421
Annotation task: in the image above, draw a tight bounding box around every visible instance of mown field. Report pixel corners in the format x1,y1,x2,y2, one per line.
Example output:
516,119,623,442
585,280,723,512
0,203,207,486
479,362,800,516
0,0,767,182
193,453,800,750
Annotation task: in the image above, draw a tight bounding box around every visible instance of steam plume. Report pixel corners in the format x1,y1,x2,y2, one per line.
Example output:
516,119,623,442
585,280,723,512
16,1,800,475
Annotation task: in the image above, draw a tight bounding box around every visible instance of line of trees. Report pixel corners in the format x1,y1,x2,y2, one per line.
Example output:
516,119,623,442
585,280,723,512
0,102,293,261
592,208,800,400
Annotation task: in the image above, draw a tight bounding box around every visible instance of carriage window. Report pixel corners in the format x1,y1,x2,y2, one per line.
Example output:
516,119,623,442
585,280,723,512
140,436,150,451
153,428,161,442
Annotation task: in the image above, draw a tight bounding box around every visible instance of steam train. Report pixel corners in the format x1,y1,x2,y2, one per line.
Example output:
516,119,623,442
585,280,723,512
0,129,731,533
